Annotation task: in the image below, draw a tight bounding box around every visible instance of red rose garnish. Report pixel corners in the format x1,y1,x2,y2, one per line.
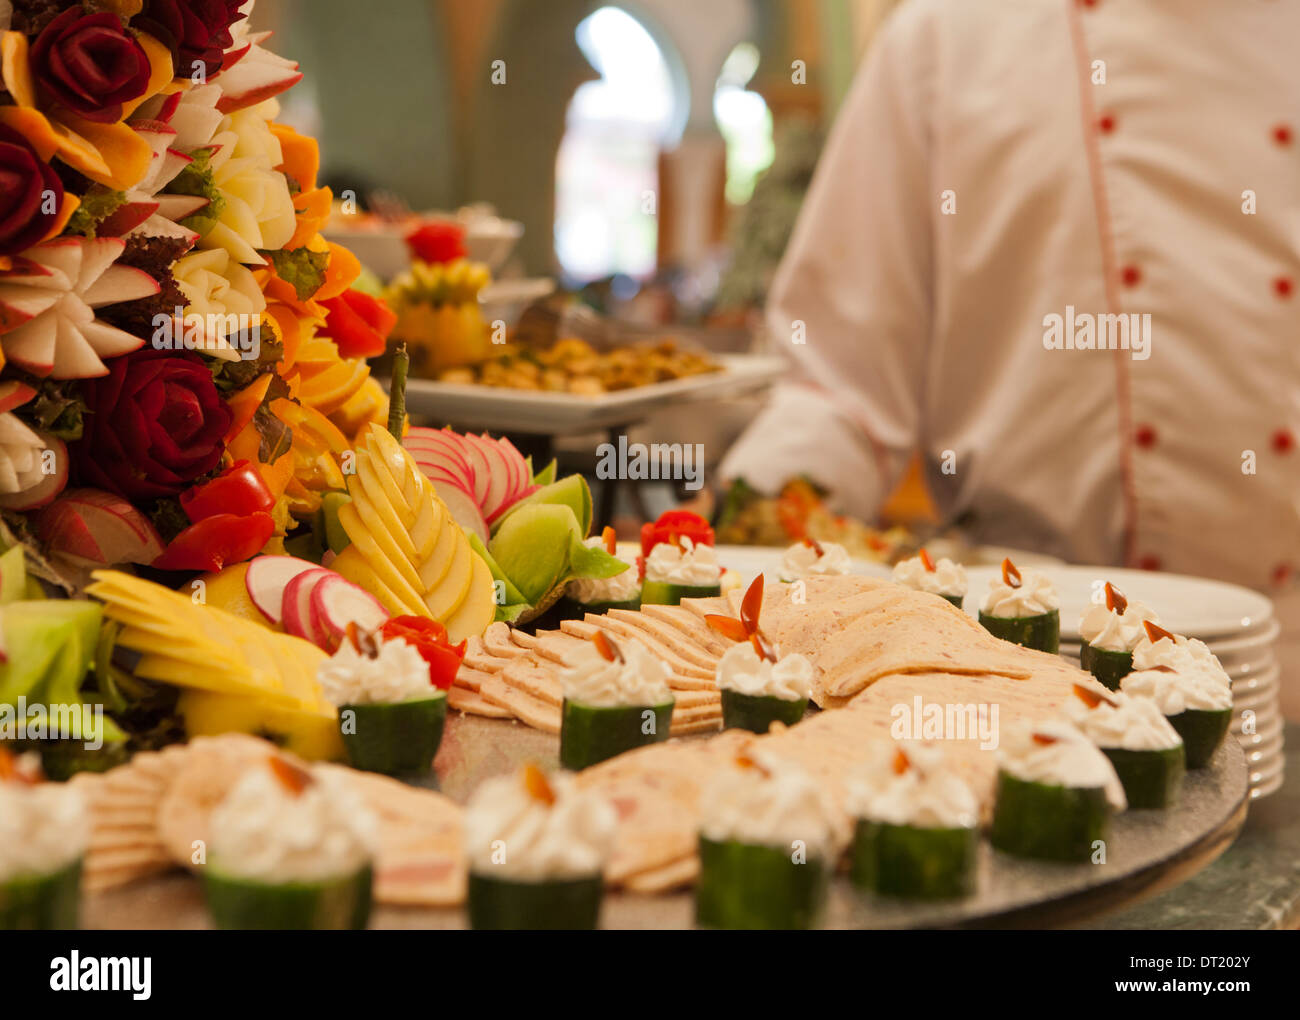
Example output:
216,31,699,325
404,221,467,265
380,616,465,690
0,126,65,256
74,348,233,502
29,8,152,123
639,510,713,559
317,289,397,360
136,0,246,81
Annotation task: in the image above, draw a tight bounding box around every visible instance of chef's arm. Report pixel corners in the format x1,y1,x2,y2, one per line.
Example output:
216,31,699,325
719,5,934,521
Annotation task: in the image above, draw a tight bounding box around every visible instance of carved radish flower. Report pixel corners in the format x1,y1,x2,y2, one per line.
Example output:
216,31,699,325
0,237,159,379
0,380,64,504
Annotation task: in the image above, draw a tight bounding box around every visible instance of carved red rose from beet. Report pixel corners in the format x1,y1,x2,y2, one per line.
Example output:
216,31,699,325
28,8,152,123
75,348,234,502
0,126,64,256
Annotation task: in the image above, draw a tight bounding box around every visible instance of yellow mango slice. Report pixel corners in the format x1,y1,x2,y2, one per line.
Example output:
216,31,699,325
337,499,424,600
425,532,473,621
443,552,496,643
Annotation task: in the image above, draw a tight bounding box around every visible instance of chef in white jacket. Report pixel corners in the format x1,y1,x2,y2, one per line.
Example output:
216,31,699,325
720,0,1300,714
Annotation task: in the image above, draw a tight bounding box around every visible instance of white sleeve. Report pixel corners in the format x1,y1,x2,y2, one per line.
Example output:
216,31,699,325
719,3,935,520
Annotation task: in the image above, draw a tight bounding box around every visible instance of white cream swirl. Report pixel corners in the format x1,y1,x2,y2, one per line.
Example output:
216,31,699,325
1064,689,1184,751
316,636,435,706
981,568,1059,617
643,536,721,586
892,555,968,597
1079,599,1158,652
560,638,673,708
1132,634,1226,677
997,720,1126,810
698,749,844,859
779,540,851,582
714,641,813,701
464,770,617,880
209,765,376,882
1121,666,1233,714
0,774,87,880
566,537,640,604
845,742,978,829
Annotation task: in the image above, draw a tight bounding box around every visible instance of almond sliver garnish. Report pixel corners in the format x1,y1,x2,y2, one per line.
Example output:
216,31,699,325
1072,683,1118,709
1143,619,1177,644
268,756,313,796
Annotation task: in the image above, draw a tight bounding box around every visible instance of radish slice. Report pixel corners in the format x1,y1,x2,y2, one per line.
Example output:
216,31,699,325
281,568,334,645
309,575,389,652
245,554,322,624
454,433,492,508
497,436,529,504
431,479,488,544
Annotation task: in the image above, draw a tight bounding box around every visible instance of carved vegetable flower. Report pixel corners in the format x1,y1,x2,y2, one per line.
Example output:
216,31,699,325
171,246,265,358
0,237,159,379
199,102,296,263
28,7,152,123
0,121,77,257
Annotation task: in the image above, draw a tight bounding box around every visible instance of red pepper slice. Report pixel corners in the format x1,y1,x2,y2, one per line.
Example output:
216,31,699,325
179,460,274,523
919,548,936,573
591,630,623,663
1104,582,1128,614
601,525,617,556
739,574,764,636
892,748,911,775
151,511,275,572
640,510,714,558
1001,557,1022,589
318,289,397,360
704,614,748,642
1031,733,1059,746
749,630,778,663
381,615,465,690
801,536,825,557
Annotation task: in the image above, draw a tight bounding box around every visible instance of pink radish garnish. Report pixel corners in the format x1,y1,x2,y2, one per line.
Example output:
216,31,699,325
245,555,322,625
281,568,334,645
308,575,389,653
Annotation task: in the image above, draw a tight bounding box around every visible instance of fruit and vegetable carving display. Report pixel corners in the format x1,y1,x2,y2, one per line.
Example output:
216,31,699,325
0,0,623,768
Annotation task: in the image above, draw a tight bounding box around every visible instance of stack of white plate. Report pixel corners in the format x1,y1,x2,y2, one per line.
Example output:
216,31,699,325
963,565,1284,799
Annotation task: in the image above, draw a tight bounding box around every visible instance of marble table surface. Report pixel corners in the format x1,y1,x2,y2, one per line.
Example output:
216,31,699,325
1080,721,1300,930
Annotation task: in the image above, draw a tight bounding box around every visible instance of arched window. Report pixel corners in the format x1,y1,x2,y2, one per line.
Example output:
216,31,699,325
713,42,773,206
554,6,683,284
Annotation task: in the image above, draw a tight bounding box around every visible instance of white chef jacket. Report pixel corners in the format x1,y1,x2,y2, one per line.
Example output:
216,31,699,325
722,0,1299,596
